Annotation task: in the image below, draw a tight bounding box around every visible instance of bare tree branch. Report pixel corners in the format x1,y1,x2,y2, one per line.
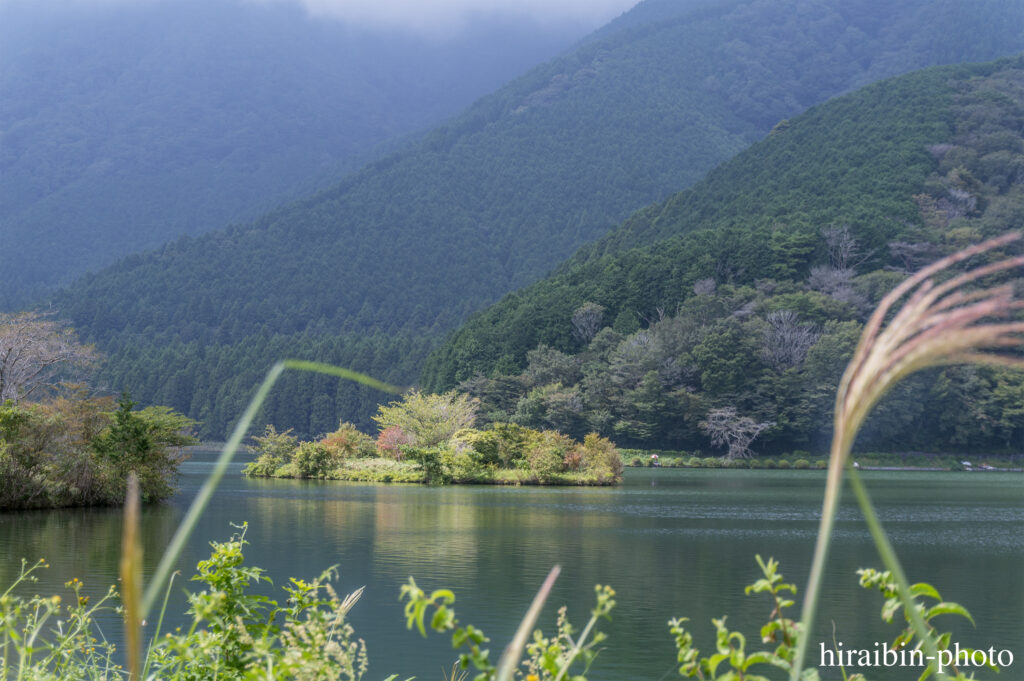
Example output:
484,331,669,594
700,407,773,459
762,310,820,370
0,312,97,402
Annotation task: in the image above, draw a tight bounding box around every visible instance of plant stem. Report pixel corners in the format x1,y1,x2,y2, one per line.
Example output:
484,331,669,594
847,468,946,677
140,360,403,619
496,566,560,681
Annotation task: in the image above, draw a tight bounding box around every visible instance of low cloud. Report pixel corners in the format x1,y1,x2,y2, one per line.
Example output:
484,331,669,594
246,0,638,35
1,0,640,37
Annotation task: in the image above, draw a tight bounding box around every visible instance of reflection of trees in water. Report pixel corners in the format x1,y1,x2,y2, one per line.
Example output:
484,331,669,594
2,475,1020,680
0,504,179,591
0,502,180,655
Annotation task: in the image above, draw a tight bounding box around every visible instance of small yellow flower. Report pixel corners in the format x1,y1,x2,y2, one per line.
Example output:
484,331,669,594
527,675,539,681
50,595,61,605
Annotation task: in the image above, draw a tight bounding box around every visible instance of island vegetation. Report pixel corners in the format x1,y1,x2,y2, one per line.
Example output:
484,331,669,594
243,390,623,485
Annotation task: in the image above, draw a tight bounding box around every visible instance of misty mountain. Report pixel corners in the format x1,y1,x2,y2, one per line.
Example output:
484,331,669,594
52,0,1024,438
0,0,589,307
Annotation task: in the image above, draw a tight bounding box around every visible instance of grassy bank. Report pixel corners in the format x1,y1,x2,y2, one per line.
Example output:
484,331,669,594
259,455,619,485
622,449,1024,471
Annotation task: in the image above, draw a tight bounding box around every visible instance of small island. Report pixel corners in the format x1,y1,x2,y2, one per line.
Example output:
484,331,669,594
243,390,623,485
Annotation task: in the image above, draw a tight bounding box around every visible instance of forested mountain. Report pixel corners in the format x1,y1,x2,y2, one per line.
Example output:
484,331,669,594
53,0,1024,439
426,58,1024,454
0,0,587,308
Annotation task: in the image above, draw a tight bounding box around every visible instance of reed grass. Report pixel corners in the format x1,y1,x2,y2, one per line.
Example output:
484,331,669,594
790,232,1024,680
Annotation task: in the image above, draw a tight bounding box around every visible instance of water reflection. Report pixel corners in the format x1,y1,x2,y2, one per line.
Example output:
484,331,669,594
0,461,1020,681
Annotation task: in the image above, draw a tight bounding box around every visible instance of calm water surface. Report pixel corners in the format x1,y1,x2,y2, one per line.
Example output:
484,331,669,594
1,452,1021,680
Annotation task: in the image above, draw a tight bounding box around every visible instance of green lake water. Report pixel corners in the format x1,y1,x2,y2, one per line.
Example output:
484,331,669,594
1,451,1021,680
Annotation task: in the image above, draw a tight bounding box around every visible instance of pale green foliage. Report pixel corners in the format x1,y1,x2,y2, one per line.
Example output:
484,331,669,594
579,433,623,482
154,528,368,680
399,577,615,681
522,430,573,480
857,568,989,680
373,390,478,448
243,425,297,477
149,526,371,681
670,556,806,681
668,557,990,681
287,441,334,479
0,560,121,681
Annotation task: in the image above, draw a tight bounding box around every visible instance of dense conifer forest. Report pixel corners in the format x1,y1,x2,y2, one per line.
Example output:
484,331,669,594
426,59,1024,454
45,0,1024,440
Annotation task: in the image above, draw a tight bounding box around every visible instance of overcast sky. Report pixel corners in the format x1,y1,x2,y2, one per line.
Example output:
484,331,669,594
7,0,641,36
274,0,640,33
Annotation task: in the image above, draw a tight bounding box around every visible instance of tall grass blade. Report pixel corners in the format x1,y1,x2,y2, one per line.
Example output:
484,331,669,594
495,565,561,681
140,360,403,618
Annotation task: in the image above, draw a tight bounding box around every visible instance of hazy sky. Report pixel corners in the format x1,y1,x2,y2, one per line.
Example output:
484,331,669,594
274,0,640,33
9,0,642,36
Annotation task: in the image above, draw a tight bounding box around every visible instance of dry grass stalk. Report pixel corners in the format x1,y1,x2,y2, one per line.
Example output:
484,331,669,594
792,232,1024,679
120,472,142,681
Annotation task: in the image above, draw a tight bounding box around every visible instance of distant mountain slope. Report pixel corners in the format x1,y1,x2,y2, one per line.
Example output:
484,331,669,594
0,0,585,307
423,58,1024,453
55,0,1024,438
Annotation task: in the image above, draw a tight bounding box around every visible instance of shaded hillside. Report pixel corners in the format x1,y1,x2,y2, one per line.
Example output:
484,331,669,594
56,0,1024,438
425,59,1024,454
0,0,584,307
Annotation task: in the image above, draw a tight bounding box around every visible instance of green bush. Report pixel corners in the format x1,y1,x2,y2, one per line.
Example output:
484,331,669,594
776,459,792,469
290,441,334,478
0,393,195,509
793,458,811,469
451,427,503,466
488,422,534,467
243,425,297,477
321,421,376,459
523,430,573,481
440,446,485,482
579,433,624,481
404,446,450,484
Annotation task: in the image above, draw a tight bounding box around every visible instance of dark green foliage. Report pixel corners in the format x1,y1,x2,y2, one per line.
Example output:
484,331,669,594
430,59,1024,455
0,1,582,308
52,0,1024,438
94,332,434,440
0,393,196,509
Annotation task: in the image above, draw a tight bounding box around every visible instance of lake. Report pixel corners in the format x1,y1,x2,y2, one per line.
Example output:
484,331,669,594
1,451,1021,680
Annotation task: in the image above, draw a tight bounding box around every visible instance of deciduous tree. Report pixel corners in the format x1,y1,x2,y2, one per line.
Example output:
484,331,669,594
0,312,96,402
700,407,773,459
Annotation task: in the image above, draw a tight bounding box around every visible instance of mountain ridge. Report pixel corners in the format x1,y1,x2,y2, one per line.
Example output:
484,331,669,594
50,0,1024,438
